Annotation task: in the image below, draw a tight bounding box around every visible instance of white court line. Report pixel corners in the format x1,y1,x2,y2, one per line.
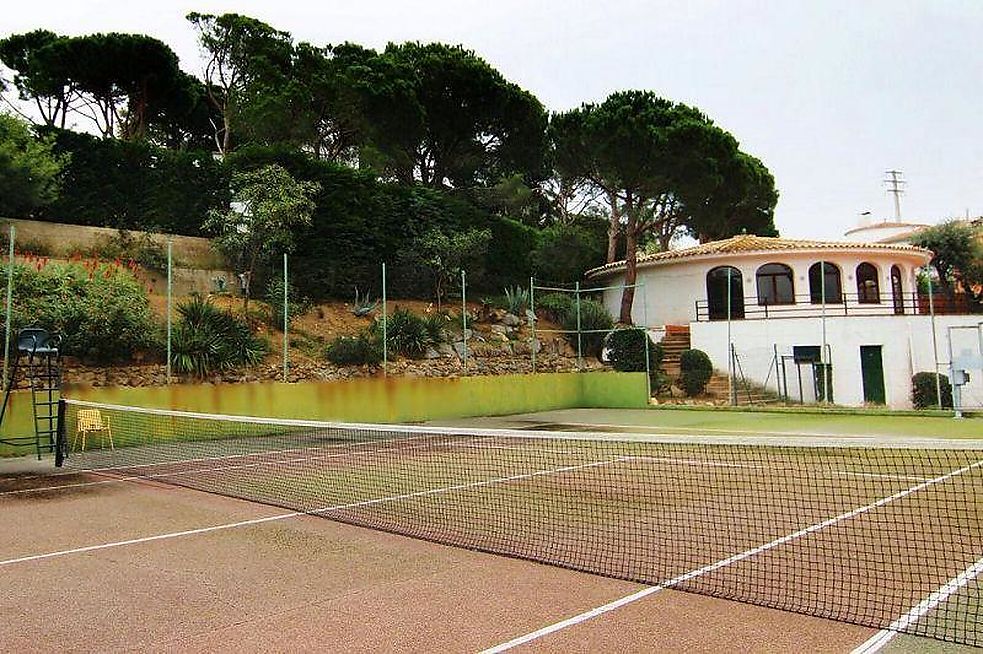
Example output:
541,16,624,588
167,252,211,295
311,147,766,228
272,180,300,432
480,458,983,653
14,433,437,481
626,456,929,483
3,435,574,496
850,555,983,654
0,442,442,496
0,457,624,566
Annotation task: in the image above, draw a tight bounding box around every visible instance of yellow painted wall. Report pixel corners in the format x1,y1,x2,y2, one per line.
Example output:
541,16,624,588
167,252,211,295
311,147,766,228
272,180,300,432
0,372,647,455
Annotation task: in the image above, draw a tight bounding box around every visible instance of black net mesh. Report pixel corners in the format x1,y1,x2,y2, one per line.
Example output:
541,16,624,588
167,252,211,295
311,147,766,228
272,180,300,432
58,400,983,645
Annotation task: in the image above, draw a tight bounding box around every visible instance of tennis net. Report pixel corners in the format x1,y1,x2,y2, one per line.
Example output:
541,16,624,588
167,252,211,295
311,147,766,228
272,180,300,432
56,399,983,645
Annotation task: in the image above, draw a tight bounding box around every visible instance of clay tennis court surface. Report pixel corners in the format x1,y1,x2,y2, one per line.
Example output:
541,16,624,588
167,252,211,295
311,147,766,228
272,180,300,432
1,464,869,653
2,438,975,653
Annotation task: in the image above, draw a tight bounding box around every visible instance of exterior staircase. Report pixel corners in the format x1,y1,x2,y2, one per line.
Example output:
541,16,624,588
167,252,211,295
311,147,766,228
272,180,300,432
659,325,691,379
658,325,782,406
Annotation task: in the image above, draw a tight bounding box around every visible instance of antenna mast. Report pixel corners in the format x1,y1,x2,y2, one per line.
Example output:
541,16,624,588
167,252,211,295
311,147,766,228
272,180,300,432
884,170,905,221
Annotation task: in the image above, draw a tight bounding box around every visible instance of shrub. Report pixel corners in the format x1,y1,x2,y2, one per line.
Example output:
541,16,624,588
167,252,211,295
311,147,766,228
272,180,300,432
679,349,713,396
560,299,614,359
504,286,530,315
325,331,382,366
87,230,169,273
912,372,953,409
171,294,269,375
374,307,443,358
606,328,664,375
536,293,574,322
0,261,161,363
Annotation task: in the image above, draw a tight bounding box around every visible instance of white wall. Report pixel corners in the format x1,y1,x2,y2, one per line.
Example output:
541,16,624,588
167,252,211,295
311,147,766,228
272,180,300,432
690,315,983,409
598,249,926,327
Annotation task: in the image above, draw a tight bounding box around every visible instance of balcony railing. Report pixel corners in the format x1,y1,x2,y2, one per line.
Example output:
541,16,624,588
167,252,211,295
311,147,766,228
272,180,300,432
694,292,978,322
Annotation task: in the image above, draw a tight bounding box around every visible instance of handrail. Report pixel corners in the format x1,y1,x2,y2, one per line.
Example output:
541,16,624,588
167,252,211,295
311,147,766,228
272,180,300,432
694,291,978,321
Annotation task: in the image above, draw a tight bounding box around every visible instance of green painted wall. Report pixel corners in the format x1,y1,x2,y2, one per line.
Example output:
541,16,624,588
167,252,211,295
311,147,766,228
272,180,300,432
0,372,647,455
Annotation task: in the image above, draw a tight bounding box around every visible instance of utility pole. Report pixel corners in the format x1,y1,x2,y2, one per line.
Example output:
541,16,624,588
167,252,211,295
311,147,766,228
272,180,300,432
884,170,905,221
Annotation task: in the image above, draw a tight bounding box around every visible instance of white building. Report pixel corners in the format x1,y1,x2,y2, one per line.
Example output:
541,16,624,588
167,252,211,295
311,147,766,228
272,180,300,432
586,234,982,409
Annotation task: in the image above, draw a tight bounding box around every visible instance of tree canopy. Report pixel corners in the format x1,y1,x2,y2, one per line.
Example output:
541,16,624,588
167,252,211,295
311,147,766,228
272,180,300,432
911,220,983,306
551,90,778,322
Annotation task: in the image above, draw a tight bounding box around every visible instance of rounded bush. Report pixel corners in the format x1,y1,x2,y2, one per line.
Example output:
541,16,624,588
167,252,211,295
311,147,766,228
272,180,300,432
325,332,382,366
911,372,953,409
679,349,713,396
606,328,664,373
171,294,269,376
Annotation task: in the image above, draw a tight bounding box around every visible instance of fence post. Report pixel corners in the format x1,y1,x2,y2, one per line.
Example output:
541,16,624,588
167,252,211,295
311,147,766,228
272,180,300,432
529,276,536,374
575,281,582,369
927,272,942,410
166,239,172,384
282,253,288,383
382,262,387,377
461,269,468,374
3,225,14,385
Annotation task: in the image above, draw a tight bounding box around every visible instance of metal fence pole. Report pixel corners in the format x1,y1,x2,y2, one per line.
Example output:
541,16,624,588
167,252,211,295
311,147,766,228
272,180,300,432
727,267,735,405
381,262,387,377
461,269,468,374
575,281,582,369
3,225,14,384
927,272,942,410
529,276,536,373
282,253,288,383
166,239,172,385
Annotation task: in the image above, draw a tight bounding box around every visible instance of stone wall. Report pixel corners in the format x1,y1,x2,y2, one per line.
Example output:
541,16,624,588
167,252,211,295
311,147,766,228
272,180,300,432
62,353,604,388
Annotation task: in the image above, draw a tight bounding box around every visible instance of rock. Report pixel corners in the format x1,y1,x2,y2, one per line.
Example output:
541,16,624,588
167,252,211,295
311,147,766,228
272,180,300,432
424,347,441,359
438,343,458,359
502,313,521,327
489,324,509,335
453,342,468,359
489,308,508,322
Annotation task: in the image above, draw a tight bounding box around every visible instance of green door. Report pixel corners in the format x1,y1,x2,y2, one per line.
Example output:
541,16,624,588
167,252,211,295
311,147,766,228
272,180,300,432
860,346,886,404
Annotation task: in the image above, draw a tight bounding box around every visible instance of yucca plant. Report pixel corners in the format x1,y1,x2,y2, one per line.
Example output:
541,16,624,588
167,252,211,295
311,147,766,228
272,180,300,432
504,286,530,315
171,294,269,375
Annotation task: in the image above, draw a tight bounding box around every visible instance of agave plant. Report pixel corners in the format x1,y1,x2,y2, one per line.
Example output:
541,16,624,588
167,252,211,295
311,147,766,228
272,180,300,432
504,286,530,315
352,287,379,317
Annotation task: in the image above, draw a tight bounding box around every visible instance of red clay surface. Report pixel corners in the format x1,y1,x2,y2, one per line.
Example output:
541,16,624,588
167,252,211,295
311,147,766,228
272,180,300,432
0,467,885,652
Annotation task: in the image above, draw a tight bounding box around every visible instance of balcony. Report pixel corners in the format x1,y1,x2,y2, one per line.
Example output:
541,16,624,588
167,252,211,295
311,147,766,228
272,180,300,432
694,292,979,322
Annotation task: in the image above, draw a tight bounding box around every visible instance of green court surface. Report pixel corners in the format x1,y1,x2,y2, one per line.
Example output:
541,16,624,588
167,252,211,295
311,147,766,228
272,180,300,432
429,407,983,441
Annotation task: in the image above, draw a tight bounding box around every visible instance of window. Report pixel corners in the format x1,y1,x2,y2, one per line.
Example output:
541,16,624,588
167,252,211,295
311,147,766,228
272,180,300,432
756,263,795,305
808,262,842,304
856,262,880,303
705,266,744,320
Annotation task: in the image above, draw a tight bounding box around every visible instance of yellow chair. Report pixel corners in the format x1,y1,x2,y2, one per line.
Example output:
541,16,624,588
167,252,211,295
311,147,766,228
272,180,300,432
74,409,114,452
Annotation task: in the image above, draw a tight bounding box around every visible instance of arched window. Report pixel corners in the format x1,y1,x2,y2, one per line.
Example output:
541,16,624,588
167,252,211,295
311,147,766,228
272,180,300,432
856,262,880,303
891,265,905,314
756,263,795,305
706,266,744,320
809,262,842,304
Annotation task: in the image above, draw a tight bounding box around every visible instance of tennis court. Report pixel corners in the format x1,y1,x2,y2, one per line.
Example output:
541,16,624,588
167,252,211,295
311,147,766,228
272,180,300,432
2,401,981,651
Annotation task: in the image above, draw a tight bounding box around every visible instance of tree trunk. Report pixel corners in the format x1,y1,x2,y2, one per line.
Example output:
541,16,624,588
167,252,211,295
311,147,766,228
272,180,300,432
606,190,621,263
619,226,638,324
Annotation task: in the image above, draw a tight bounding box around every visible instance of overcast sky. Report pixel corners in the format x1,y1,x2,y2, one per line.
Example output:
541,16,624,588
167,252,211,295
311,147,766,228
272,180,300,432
5,0,982,239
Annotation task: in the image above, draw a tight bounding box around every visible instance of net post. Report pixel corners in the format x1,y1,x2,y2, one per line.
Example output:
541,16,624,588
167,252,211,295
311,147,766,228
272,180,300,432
166,239,172,385
461,269,468,375
3,224,14,385
54,398,66,467
282,252,288,383
529,276,536,374
382,262,387,377
575,281,582,370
